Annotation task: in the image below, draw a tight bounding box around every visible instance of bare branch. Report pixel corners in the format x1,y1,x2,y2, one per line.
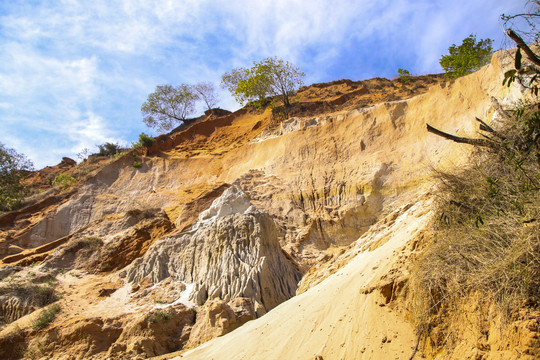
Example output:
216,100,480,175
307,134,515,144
475,117,506,140
507,29,540,67
426,124,494,147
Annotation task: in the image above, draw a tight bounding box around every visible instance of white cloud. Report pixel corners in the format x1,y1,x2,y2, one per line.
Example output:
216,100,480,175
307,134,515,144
69,112,126,153
0,0,527,168
0,41,98,101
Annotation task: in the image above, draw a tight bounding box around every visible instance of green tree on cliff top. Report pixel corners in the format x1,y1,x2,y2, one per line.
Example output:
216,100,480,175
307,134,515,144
440,34,493,79
222,57,305,107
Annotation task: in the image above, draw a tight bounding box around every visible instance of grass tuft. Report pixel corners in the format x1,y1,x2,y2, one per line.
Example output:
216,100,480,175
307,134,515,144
32,304,60,330
148,309,172,324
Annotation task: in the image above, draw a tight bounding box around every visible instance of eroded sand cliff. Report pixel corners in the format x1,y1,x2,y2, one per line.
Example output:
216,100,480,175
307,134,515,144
0,51,535,359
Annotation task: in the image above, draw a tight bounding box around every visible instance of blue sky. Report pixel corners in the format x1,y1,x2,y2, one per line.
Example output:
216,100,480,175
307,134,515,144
0,0,525,169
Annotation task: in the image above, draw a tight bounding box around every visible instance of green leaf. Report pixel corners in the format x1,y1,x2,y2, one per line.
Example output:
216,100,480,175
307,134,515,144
504,69,517,79
515,48,522,70
475,215,484,228
503,70,517,87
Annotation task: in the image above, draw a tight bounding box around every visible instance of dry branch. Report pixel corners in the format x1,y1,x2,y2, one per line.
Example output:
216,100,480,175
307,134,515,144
507,29,540,67
426,123,493,147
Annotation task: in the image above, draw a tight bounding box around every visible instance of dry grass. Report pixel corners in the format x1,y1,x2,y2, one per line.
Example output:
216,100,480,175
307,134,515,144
408,101,540,346
32,303,60,330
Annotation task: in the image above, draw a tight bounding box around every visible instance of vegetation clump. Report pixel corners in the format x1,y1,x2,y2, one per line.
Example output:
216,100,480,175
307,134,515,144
0,282,57,309
0,143,34,211
132,133,154,149
397,68,411,84
32,304,60,330
68,236,102,253
98,142,121,157
410,103,539,355
52,173,76,190
439,34,493,79
140,82,219,133
141,84,198,133
147,309,172,324
0,273,59,325
410,17,540,352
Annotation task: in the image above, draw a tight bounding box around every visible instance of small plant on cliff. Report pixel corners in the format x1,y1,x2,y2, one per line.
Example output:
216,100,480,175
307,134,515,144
131,132,154,150
32,304,60,330
111,150,127,159
221,57,305,107
76,148,90,162
97,142,121,157
439,34,493,79
397,68,411,84
148,309,172,324
132,161,142,168
52,173,76,190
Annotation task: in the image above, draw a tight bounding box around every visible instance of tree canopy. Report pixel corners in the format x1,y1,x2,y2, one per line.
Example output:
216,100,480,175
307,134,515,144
221,57,305,107
439,34,493,79
141,84,198,133
193,82,219,112
0,143,34,211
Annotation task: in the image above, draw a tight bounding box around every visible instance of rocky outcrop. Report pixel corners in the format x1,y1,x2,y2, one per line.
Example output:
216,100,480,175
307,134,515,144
124,186,302,311
185,298,259,349
177,194,434,360
3,208,172,269
106,304,195,359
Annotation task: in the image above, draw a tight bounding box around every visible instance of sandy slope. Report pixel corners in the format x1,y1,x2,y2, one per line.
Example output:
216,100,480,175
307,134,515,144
174,195,433,360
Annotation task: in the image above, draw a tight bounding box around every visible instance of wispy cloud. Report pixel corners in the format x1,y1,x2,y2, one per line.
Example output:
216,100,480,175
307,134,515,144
0,0,525,168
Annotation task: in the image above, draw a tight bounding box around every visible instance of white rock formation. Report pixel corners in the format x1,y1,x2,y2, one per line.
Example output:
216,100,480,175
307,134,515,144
124,186,301,311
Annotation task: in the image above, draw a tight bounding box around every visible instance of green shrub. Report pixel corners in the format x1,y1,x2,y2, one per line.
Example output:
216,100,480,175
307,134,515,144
97,142,121,156
131,133,155,150
0,143,34,211
397,68,411,84
138,133,154,147
148,309,172,323
112,151,126,159
132,161,142,168
52,173,76,190
32,304,60,330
